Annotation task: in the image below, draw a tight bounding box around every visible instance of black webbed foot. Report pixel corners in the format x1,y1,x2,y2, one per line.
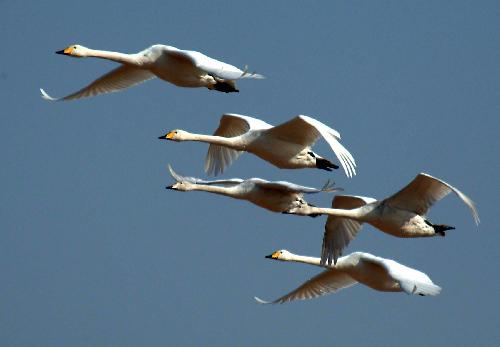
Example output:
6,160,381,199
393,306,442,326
425,220,455,237
315,158,339,171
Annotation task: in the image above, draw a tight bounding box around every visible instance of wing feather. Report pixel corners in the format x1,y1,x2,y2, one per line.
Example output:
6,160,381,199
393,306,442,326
182,50,264,80
255,269,356,304
322,195,376,266
40,65,155,101
263,115,356,177
252,178,341,194
360,254,442,296
205,114,272,176
384,173,479,224
167,165,243,186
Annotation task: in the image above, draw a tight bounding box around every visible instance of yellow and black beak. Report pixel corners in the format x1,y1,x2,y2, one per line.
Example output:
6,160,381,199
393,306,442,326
265,251,280,259
55,47,74,55
159,131,175,140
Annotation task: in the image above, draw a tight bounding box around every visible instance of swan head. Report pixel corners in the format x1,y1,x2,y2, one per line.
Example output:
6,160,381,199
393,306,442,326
159,130,189,142
282,204,315,216
166,181,194,191
265,249,293,261
55,44,88,57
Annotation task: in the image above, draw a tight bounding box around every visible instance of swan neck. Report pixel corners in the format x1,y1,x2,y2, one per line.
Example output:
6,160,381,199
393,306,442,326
184,133,239,148
189,184,236,197
86,48,140,65
310,207,361,219
288,254,322,266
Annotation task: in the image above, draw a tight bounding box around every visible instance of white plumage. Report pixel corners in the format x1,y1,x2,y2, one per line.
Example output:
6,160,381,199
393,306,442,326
284,173,480,265
160,113,356,177
255,250,442,304
41,44,263,101
165,165,340,213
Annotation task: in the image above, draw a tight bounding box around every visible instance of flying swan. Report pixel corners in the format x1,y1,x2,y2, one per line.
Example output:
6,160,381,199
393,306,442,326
165,165,340,214
159,114,356,178
40,44,264,101
284,173,480,265
255,250,442,304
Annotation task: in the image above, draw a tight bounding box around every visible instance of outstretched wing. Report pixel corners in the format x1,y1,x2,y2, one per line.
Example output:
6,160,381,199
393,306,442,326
384,173,479,224
322,195,376,266
182,50,264,80
205,114,272,176
255,269,356,304
252,178,341,194
167,165,243,186
40,65,155,101
263,115,356,177
363,255,442,296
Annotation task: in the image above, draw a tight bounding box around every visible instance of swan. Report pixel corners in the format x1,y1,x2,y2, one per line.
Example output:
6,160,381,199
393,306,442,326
284,173,480,265
40,44,264,101
165,165,340,214
159,113,356,178
255,249,442,304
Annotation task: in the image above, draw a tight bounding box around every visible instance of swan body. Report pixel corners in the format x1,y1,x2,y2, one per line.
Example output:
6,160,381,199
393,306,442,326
284,173,480,265
255,250,441,304
40,44,264,101
159,114,356,177
165,165,340,213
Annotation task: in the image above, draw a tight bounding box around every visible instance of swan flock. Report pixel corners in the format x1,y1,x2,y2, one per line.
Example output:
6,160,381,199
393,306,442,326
42,42,479,304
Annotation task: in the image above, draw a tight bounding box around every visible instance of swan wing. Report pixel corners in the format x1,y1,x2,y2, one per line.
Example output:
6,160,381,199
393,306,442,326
255,269,356,304
384,173,479,224
322,195,376,266
263,115,356,177
205,114,273,176
182,50,264,80
367,256,442,296
252,178,341,194
167,165,243,186
40,65,156,101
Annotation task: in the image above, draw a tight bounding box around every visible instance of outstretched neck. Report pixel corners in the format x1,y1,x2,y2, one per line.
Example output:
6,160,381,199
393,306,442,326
307,207,363,219
189,184,239,198
288,254,322,267
182,133,243,149
85,48,141,65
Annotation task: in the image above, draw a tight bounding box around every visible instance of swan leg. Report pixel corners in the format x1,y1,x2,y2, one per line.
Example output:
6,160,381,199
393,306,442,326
315,158,339,171
210,80,239,93
425,220,455,236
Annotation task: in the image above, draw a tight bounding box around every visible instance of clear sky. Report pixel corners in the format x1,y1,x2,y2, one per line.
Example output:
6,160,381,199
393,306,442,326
1,1,498,346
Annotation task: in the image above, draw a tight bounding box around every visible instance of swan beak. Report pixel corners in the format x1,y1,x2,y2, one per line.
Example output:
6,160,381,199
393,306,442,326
165,185,175,190
56,47,74,55
159,132,175,140
265,251,280,259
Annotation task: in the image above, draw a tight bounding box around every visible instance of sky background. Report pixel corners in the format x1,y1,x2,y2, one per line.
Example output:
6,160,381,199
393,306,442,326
1,1,499,346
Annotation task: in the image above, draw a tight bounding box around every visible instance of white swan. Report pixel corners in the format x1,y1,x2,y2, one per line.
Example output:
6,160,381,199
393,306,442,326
165,165,340,213
40,44,264,101
255,250,442,304
284,173,480,265
159,114,356,178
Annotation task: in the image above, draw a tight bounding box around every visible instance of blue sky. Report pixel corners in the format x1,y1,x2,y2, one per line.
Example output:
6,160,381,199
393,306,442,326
1,1,498,346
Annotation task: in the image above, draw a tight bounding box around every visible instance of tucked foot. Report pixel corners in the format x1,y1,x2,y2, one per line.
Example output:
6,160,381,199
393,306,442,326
425,220,455,236
212,81,239,93
315,158,339,171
